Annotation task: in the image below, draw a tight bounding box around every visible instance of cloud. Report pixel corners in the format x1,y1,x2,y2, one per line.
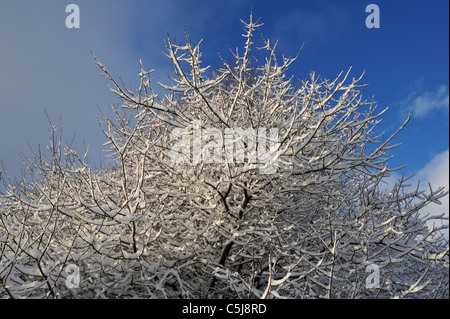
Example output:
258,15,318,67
415,149,449,238
380,149,449,239
399,79,449,119
0,1,135,175
0,1,192,179
412,85,449,118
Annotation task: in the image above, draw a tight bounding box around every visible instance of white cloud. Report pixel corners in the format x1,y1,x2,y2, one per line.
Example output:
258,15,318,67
400,81,449,119
415,149,449,238
0,1,141,177
0,0,194,179
380,150,449,239
412,85,449,118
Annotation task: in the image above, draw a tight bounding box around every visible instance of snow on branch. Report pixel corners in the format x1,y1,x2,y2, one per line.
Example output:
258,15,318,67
0,13,448,299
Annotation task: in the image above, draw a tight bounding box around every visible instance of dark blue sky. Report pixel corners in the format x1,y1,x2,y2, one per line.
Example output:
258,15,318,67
0,0,448,188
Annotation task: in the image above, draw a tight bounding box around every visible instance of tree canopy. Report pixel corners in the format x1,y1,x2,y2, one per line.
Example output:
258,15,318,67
0,14,448,299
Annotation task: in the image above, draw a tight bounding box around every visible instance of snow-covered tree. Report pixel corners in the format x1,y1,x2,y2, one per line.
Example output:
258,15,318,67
0,14,448,299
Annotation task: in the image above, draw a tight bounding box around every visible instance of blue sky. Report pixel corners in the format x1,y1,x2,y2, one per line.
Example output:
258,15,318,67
0,0,448,208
